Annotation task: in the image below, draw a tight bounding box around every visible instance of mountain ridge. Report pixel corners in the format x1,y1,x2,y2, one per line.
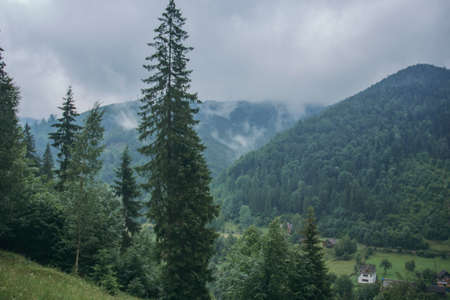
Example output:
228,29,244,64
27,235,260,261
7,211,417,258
212,64,450,249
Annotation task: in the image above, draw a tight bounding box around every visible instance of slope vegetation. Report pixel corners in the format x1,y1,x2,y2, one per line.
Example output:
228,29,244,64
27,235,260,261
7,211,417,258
0,250,140,300
213,64,450,249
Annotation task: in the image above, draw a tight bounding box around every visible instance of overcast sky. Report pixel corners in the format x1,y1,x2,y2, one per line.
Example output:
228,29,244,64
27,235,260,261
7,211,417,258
1,0,450,118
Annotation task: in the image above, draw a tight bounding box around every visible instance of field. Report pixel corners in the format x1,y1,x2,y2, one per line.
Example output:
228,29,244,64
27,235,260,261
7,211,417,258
325,240,450,281
0,250,141,300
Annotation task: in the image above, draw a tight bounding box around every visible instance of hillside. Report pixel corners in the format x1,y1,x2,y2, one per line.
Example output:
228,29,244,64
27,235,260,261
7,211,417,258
0,250,141,300
213,64,450,249
24,100,320,181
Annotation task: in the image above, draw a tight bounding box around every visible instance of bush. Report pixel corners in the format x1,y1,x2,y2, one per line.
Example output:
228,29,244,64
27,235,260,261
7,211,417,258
335,236,357,259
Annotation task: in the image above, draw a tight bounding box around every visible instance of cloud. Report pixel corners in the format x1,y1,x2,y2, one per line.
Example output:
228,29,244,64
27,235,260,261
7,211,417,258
1,0,449,118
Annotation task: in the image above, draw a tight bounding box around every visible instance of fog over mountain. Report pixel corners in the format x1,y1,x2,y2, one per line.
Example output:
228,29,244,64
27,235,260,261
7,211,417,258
2,0,450,118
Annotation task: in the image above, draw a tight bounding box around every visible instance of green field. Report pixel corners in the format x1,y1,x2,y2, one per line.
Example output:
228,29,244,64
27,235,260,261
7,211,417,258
326,240,450,281
0,250,141,300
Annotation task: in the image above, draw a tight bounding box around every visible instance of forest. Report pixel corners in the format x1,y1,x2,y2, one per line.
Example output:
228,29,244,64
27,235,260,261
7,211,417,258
213,64,450,250
1,0,449,300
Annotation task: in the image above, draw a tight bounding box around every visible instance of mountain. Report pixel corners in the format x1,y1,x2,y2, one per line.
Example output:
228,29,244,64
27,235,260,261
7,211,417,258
27,100,321,182
212,64,450,249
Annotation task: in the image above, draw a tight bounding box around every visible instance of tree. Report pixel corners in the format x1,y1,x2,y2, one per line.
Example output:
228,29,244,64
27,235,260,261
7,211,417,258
0,45,25,238
334,275,354,300
23,123,41,171
239,205,252,229
138,1,218,297
379,259,392,275
404,260,415,272
302,207,331,299
113,146,141,251
49,86,81,190
65,103,106,274
41,143,54,182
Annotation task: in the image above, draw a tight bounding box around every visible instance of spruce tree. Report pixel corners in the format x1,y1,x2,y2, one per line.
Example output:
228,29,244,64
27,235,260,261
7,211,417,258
113,146,141,250
0,46,24,237
138,1,218,298
302,207,331,299
49,86,81,190
66,102,105,274
23,123,41,170
41,143,54,182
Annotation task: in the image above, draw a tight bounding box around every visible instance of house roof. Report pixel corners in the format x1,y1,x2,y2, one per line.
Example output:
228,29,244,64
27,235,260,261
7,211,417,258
438,270,449,279
359,264,376,274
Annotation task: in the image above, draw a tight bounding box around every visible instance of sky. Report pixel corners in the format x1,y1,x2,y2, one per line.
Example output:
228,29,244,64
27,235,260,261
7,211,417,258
1,0,450,119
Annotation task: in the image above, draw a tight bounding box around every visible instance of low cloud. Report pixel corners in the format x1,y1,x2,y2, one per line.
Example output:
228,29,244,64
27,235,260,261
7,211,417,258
1,0,449,118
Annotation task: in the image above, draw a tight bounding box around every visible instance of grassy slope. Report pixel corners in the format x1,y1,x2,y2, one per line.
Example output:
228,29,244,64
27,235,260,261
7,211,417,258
0,250,140,300
325,240,450,280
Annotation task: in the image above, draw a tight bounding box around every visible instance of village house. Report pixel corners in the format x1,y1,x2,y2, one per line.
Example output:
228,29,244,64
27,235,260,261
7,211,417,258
358,264,377,284
437,270,449,290
322,238,337,248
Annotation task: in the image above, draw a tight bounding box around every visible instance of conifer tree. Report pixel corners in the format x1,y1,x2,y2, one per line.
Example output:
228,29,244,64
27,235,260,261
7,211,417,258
49,86,81,190
23,123,41,170
0,46,24,237
302,207,331,299
41,143,54,182
113,146,141,250
66,102,105,274
138,1,218,298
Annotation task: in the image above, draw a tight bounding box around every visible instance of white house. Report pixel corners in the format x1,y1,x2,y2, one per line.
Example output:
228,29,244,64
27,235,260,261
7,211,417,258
358,264,377,284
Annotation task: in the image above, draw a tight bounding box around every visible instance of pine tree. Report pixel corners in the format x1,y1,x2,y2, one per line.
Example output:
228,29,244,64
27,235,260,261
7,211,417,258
0,46,24,237
138,1,218,298
302,207,331,299
41,143,54,182
23,123,41,171
66,102,105,274
113,146,141,251
49,86,81,190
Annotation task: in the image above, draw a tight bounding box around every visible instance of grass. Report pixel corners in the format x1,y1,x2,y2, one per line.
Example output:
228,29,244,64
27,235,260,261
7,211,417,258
325,240,450,281
0,250,141,300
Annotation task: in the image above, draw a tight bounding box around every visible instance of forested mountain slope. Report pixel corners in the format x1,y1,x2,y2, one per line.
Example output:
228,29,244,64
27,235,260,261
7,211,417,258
213,64,450,249
25,100,320,181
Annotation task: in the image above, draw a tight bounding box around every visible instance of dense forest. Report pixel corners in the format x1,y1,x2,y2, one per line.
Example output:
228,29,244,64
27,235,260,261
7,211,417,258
213,64,450,250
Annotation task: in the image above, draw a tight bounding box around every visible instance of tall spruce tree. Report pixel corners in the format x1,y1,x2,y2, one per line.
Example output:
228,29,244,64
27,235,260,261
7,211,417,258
138,1,218,298
23,123,41,171
0,46,24,237
66,102,105,274
113,146,141,250
49,86,81,190
41,143,54,182
302,207,331,299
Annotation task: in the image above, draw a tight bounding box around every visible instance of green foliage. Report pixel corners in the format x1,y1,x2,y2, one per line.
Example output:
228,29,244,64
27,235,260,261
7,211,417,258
302,207,332,299
41,142,54,182
0,46,25,239
138,1,218,298
49,86,82,189
379,259,392,275
405,260,415,272
355,283,380,300
112,146,141,250
215,216,332,300
23,123,41,172
0,250,141,300
92,248,121,295
239,205,252,229
213,64,450,249
333,275,353,300
117,228,161,299
335,236,357,260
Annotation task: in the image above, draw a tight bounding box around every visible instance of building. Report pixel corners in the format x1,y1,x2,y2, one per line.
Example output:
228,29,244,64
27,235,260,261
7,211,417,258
323,238,337,248
358,264,377,284
437,270,449,290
